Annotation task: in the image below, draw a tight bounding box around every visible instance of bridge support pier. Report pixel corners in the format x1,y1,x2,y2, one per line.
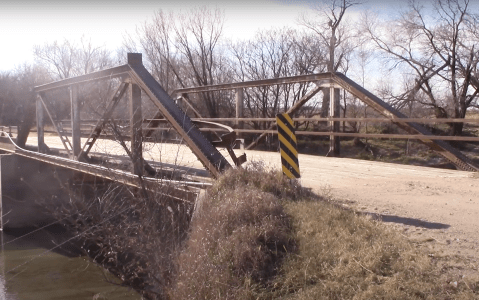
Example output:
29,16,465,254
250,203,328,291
0,154,73,228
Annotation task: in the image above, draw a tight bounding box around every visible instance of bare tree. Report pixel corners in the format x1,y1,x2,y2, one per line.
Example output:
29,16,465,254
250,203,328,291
34,38,116,122
364,0,479,135
134,7,233,118
34,37,112,80
127,10,180,94
230,28,324,131
0,65,50,147
462,6,479,108
299,0,362,117
231,28,294,127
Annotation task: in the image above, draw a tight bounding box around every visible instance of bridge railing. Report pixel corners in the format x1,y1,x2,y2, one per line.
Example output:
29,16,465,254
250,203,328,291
41,115,479,144
139,117,479,142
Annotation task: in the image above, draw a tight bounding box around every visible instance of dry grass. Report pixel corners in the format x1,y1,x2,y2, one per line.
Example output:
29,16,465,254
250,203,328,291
49,182,194,300
53,164,478,299
170,163,478,300
275,200,478,299
170,162,299,299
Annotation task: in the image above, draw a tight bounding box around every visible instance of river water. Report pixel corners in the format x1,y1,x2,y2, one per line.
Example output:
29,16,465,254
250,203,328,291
0,229,140,300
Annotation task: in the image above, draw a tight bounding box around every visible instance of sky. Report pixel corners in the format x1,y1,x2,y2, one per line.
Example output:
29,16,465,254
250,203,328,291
0,0,296,72
0,0,403,73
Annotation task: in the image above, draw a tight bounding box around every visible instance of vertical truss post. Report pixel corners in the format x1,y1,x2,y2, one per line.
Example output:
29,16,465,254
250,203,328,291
235,88,244,138
70,85,81,159
36,94,45,153
328,86,340,157
128,53,144,176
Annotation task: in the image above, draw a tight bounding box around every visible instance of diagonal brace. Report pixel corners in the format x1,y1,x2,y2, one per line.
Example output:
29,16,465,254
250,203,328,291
78,82,129,159
38,93,73,157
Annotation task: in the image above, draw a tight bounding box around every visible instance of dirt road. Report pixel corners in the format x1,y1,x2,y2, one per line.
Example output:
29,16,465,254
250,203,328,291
29,136,479,266
248,149,479,264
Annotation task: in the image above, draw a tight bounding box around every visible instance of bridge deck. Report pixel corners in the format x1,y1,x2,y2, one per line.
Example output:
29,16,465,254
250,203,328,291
0,135,208,202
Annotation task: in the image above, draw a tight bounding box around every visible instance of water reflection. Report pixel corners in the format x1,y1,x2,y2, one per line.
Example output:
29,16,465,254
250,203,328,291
0,227,140,300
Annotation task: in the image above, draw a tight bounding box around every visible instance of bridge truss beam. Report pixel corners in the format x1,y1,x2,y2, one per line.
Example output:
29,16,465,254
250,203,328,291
174,73,478,172
33,53,232,179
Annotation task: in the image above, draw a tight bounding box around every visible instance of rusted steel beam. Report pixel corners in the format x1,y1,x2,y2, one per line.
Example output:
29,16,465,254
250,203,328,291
143,111,164,139
235,88,244,137
141,127,479,142
289,117,479,123
127,56,230,178
234,129,479,142
20,150,197,202
143,94,203,139
328,87,340,157
180,93,203,118
332,73,478,172
0,136,206,202
173,74,334,94
34,65,131,92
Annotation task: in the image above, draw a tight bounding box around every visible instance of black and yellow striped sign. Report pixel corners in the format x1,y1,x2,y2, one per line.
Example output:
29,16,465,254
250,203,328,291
276,113,300,179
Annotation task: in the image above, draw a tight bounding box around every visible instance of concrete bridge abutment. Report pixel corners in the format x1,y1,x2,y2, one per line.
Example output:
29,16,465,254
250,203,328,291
0,154,74,229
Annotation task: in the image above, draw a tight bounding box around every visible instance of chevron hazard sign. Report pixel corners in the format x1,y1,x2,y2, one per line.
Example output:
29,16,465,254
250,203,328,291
276,113,300,179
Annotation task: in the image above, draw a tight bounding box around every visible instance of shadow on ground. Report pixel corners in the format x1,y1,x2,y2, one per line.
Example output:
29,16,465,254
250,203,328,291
366,213,450,229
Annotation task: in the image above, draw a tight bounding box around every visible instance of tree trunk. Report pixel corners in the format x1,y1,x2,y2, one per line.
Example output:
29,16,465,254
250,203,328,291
451,122,464,136
16,95,36,148
320,88,330,118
